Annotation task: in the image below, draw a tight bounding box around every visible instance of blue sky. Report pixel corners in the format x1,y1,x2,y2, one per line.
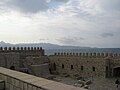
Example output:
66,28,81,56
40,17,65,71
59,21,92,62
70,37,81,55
0,0,120,48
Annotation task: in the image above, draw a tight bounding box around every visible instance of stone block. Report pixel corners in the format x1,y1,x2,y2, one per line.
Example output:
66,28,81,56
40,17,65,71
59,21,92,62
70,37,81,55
19,81,24,90
32,86,37,90
23,83,28,90
17,88,21,90
83,85,89,89
13,86,17,90
0,74,2,79
10,84,13,90
0,74,5,80
5,82,10,89
0,80,5,90
42,81,78,90
14,79,19,87
12,78,15,85
7,77,12,83
85,80,92,85
28,84,33,90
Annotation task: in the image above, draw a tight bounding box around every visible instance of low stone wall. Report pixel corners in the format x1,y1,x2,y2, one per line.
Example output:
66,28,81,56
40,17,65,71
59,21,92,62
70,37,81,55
0,67,85,90
0,79,5,90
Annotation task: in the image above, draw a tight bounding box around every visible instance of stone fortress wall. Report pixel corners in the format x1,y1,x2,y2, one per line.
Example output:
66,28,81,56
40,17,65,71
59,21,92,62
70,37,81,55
0,53,20,71
0,47,120,79
0,47,44,56
0,47,45,71
49,52,120,78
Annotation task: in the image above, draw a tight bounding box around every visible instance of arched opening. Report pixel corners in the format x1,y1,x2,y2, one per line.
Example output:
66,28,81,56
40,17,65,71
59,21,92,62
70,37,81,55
113,67,120,77
10,66,15,70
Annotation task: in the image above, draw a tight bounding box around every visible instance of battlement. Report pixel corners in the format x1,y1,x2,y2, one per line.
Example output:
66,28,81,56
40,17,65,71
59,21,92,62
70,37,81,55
54,52,120,58
0,47,43,52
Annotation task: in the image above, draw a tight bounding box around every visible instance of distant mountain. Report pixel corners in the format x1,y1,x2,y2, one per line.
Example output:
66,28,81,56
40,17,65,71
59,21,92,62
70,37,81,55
0,41,13,47
1,41,120,55
0,41,90,50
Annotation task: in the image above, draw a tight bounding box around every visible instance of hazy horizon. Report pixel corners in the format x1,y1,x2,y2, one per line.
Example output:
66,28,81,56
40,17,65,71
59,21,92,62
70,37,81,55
0,41,120,48
0,0,120,48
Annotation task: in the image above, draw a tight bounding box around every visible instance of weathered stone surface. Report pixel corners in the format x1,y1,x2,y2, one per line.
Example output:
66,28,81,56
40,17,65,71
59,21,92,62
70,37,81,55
84,80,92,85
0,79,5,90
0,67,86,90
49,53,120,78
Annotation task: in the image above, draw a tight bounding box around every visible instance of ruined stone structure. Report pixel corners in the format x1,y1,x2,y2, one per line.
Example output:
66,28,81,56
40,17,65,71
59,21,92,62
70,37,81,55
23,57,50,78
0,47,44,71
49,52,120,78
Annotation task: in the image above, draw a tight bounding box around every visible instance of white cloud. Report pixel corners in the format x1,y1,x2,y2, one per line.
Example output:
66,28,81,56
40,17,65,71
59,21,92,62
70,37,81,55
0,0,120,47
56,37,85,45
101,33,114,38
0,0,69,13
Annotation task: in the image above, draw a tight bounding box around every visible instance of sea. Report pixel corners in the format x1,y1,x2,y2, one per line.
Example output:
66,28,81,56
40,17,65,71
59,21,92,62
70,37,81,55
45,48,120,55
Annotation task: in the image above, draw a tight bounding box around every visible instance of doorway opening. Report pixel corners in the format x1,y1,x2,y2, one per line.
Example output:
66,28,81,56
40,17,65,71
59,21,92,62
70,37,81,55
53,63,56,70
113,67,120,77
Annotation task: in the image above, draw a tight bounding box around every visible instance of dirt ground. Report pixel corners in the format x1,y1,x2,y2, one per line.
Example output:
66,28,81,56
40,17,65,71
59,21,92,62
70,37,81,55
51,76,120,90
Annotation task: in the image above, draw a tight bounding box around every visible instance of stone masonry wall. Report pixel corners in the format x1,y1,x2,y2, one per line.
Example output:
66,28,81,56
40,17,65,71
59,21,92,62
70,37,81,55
49,52,120,78
0,47,45,70
0,53,20,70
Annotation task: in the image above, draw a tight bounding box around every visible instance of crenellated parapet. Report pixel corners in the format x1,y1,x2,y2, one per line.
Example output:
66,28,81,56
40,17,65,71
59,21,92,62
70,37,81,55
0,47,44,52
54,52,120,58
